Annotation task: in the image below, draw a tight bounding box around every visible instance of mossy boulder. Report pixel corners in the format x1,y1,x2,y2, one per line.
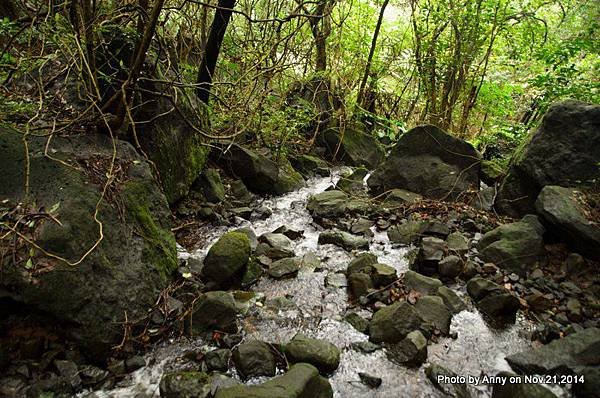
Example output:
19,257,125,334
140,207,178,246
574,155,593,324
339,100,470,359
232,340,277,380
284,333,341,374
273,158,306,195
467,277,520,323
368,125,481,200
496,101,600,217
0,128,177,360
190,291,238,333
214,363,333,398
318,124,384,169
290,154,330,177
159,371,212,398
369,301,424,343
307,190,348,219
202,232,251,286
195,168,226,203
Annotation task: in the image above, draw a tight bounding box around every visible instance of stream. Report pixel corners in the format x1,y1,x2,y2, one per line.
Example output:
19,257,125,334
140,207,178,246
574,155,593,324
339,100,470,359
92,171,549,398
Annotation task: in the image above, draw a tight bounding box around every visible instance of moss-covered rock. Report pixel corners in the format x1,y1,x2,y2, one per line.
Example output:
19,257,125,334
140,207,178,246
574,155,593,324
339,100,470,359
0,127,177,360
369,301,424,343
214,363,333,398
202,232,251,286
159,371,212,398
290,154,330,177
273,158,306,195
195,168,226,203
318,124,384,169
284,333,341,374
191,291,238,334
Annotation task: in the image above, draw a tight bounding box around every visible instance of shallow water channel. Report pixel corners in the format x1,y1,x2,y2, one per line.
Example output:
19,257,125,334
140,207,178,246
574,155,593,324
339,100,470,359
94,171,553,398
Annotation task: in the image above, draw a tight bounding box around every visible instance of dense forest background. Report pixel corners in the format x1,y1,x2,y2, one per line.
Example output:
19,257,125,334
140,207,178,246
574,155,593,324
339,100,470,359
0,0,598,168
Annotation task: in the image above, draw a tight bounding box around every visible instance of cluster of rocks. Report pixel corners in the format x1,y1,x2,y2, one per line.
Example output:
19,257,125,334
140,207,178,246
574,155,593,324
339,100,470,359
159,333,340,398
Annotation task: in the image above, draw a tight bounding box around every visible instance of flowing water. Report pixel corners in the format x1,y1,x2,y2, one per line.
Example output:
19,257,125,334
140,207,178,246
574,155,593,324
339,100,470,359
93,172,551,398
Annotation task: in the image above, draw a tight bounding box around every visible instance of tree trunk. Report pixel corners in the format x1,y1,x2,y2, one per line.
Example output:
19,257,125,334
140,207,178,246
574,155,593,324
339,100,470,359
196,0,236,104
357,0,389,110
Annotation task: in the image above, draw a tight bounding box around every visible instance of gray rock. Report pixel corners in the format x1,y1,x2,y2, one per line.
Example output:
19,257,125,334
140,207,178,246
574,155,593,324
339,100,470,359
344,312,369,334
404,270,443,296
160,371,212,398
348,272,373,298
257,233,295,260
446,232,470,253
197,168,225,203
232,340,277,380
290,154,330,177
318,125,385,169
467,277,520,323
369,302,424,343
496,101,600,217
284,333,341,374
414,295,452,335
205,349,231,372
417,237,447,275
191,291,238,333
438,255,463,278
347,253,378,275
371,263,398,287
325,273,347,288
307,190,349,219
214,363,333,398
358,372,382,388
535,186,600,259
387,220,427,245
368,125,480,200
268,257,301,279
383,189,423,205
351,341,381,353
318,230,369,251
336,167,368,193
437,286,467,314
572,366,600,398
472,186,495,211
272,226,304,240
477,216,545,276
241,258,264,287
506,328,600,375
386,330,428,367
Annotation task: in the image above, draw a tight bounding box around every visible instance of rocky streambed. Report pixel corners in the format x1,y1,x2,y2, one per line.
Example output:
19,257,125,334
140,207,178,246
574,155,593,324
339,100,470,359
88,170,574,398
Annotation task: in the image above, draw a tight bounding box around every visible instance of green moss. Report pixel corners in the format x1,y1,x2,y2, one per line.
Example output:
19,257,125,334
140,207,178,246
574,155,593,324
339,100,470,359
122,180,177,281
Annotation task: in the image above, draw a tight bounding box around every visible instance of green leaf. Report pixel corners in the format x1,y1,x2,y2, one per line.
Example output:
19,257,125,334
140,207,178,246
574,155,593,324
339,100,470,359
25,258,33,269
49,202,60,213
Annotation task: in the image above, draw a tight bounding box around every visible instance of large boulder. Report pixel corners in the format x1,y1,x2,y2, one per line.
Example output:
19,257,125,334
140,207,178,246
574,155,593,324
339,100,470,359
318,125,384,169
496,101,600,217
214,363,333,398
290,154,330,177
368,125,481,200
505,327,600,375
232,340,277,380
369,302,424,343
284,333,341,374
190,291,238,333
202,232,251,286
535,186,600,259
467,277,520,323
212,144,304,195
0,129,177,360
307,190,348,219
477,215,545,276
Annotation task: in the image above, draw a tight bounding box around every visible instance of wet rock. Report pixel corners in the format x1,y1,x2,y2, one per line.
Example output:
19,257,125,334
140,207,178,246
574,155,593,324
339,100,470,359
229,180,254,205
318,230,369,251
387,219,427,245
350,341,381,353
386,330,428,367
491,371,557,398
80,365,110,386
506,328,600,375
369,301,424,343
307,190,348,219
565,253,587,275
253,205,273,220
272,158,306,195
414,295,452,335
525,290,555,312
265,296,296,311
159,371,212,398
351,218,375,237
347,253,378,275
436,286,467,314
241,258,264,287
290,154,330,177
425,363,472,398
348,272,373,298
344,312,369,333
336,167,368,193
268,257,301,279
125,355,145,372
191,291,238,333
212,144,280,195
535,185,600,259
472,186,495,211
358,372,382,388
230,207,253,220
202,231,251,286
284,333,341,374
272,226,304,240
496,101,600,217
205,349,231,372
301,252,321,270
325,273,347,288
371,263,398,287
196,168,226,203
417,237,447,275
232,340,277,380
383,189,423,205
438,255,463,279
233,227,258,251
214,363,333,398
477,215,545,276
467,277,520,323
404,270,443,296
257,233,295,259
446,232,470,254
368,125,480,200
422,221,451,239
